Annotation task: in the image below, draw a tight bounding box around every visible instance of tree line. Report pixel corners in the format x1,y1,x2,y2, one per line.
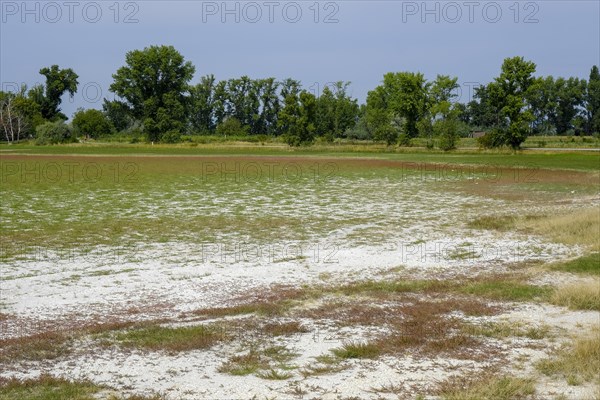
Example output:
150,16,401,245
1,45,598,149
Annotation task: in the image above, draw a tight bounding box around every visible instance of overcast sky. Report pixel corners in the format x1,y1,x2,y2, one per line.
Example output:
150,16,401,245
1,0,599,118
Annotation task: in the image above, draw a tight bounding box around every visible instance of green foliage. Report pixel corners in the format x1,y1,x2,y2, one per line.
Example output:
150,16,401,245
110,45,195,142
216,117,249,137
383,71,429,137
102,99,134,132
278,91,317,146
586,65,600,134
35,120,74,145
37,65,79,120
160,130,182,144
316,82,359,140
72,109,113,139
549,253,599,275
477,128,510,149
0,88,44,141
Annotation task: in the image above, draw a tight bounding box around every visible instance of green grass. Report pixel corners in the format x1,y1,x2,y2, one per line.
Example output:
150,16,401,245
0,375,102,400
457,280,552,302
218,345,297,377
114,324,229,352
549,253,600,275
331,342,381,359
2,142,599,170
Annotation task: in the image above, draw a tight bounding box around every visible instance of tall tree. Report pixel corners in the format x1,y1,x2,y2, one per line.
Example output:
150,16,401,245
278,91,317,146
553,77,585,134
489,56,537,148
109,45,195,142
189,74,217,133
37,65,79,120
383,72,429,137
586,65,600,133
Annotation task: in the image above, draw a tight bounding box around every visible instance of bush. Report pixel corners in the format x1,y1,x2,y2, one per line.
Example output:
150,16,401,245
216,117,249,137
35,121,74,145
161,130,182,143
72,109,113,139
477,129,506,149
398,132,412,146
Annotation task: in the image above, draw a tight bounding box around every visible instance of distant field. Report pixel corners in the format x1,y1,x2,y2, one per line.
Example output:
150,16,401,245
0,147,599,399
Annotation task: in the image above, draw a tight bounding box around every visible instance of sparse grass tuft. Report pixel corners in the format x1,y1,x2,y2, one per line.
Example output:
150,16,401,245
437,373,536,400
537,331,600,384
261,321,309,336
115,324,229,352
550,281,600,311
464,321,550,340
218,344,297,377
256,369,293,380
331,341,381,359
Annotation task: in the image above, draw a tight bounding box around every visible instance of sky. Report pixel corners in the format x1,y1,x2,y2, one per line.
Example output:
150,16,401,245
1,0,599,119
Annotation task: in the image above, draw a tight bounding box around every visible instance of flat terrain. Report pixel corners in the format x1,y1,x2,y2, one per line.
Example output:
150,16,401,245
0,145,599,399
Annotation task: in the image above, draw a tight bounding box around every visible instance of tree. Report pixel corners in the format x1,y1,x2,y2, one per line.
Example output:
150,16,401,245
384,72,429,137
365,85,398,145
37,65,79,120
0,87,44,142
553,77,585,134
72,108,113,139
527,76,557,134
316,82,359,141
586,65,600,134
189,75,217,133
488,56,537,148
102,99,134,132
109,45,195,142
278,91,317,146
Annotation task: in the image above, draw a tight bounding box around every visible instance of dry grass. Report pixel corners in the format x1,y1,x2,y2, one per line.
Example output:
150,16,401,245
261,321,309,336
218,344,297,377
550,281,600,311
522,208,600,250
537,330,600,384
0,331,72,363
463,321,551,340
436,373,536,400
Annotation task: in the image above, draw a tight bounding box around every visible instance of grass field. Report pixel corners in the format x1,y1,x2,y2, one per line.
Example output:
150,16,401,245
0,143,598,399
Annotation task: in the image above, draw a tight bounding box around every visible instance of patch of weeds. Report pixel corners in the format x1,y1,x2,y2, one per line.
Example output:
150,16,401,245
0,374,102,400
218,344,298,378
549,253,600,275
550,281,600,311
261,321,309,337
467,215,517,231
115,324,229,352
300,354,348,377
331,341,381,359
256,369,293,380
457,278,551,302
464,321,551,340
537,331,600,384
436,373,536,400
0,331,72,363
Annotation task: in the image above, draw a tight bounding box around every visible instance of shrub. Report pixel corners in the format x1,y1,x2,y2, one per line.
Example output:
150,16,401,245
35,121,74,145
477,128,506,149
160,130,182,143
216,117,249,137
72,109,114,139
